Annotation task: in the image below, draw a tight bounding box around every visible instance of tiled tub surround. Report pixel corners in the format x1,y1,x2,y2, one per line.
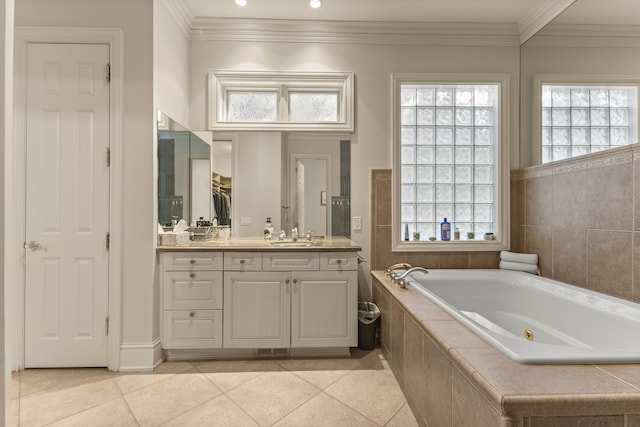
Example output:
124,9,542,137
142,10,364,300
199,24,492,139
372,271,640,427
370,169,501,271
511,144,640,303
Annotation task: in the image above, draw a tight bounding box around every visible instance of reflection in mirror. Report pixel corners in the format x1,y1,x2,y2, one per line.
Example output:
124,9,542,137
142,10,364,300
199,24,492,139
520,0,640,167
225,132,350,239
157,112,214,227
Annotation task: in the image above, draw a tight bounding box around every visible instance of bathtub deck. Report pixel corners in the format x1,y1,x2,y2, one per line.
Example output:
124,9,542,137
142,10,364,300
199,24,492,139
371,270,640,427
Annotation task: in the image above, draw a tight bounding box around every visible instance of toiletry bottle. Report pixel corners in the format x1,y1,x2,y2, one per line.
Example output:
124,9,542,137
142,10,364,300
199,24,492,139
264,217,274,240
454,227,460,240
441,218,451,241
404,224,409,241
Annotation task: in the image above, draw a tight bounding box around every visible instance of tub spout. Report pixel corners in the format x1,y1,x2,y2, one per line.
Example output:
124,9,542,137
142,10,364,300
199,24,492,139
384,263,413,278
393,267,429,288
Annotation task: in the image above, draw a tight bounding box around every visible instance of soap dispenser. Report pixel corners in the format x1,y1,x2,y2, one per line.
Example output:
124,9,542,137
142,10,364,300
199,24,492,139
264,217,274,240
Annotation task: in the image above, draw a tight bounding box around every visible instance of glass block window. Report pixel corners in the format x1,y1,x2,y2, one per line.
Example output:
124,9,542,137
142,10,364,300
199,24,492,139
400,84,500,241
209,71,354,131
541,85,638,163
228,92,278,122
289,92,339,122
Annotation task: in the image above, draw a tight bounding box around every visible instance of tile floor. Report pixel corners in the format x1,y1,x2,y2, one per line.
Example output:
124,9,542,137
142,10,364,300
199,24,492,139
11,348,419,427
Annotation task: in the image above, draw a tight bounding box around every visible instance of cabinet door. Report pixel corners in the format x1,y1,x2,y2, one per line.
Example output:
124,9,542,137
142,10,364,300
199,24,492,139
223,271,291,348
291,271,357,348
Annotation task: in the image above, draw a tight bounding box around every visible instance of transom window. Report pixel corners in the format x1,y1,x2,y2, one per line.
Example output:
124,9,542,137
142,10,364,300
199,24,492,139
209,71,353,132
392,74,509,251
541,84,638,163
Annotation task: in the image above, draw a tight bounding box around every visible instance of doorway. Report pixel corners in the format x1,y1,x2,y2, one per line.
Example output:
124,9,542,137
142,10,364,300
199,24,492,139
13,28,124,371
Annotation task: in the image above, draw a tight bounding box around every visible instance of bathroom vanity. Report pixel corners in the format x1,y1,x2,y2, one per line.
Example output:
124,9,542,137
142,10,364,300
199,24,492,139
157,237,361,359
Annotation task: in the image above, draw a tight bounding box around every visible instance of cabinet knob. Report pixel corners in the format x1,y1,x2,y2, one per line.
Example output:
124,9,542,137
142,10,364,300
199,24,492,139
190,259,196,265
189,312,195,318
285,279,290,284
239,259,246,265
292,279,298,284
189,272,195,279
336,259,342,265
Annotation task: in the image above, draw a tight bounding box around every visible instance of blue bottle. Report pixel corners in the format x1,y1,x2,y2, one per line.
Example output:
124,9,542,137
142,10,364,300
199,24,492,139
441,218,451,241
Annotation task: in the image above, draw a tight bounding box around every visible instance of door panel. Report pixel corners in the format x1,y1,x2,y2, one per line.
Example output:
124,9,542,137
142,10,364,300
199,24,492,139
24,43,110,367
223,272,290,348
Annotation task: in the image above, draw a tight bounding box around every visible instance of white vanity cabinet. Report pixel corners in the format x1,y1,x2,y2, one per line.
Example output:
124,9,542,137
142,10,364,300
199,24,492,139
159,247,359,353
160,252,224,349
224,252,358,349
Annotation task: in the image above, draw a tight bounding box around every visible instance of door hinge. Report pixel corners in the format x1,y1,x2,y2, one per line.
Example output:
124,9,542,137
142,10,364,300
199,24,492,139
106,147,111,167
106,232,110,250
106,63,111,83
105,316,109,336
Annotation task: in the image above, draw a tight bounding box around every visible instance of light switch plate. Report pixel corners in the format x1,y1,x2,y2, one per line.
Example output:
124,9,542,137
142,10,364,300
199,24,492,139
240,217,252,226
353,216,362,231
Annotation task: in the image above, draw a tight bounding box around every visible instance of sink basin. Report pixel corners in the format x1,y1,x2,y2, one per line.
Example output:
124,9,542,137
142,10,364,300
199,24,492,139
269,241,316,247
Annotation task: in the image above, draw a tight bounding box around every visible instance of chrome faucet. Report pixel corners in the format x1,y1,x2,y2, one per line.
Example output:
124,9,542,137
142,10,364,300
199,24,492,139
384,263,412,278
305,229,316,241
393,266,429,289
278,230,286,240
291,227,299,241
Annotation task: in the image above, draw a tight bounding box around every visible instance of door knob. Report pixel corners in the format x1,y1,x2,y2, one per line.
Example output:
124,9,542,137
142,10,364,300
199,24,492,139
24,241,43,251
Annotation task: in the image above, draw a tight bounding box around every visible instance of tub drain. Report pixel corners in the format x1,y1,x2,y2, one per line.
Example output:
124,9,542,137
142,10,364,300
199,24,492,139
524,329,534,341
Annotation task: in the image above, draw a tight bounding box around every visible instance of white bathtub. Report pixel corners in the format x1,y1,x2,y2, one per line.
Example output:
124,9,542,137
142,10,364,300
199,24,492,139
401,269,640,364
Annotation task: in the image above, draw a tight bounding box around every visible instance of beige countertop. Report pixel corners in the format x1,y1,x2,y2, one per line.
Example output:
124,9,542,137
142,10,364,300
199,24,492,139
157,236,361,252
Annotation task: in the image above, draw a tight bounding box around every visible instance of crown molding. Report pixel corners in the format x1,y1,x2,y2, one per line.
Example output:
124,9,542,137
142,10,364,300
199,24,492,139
518,0,576,45
525,23,640,47
161,0,194,36
189,18,520,46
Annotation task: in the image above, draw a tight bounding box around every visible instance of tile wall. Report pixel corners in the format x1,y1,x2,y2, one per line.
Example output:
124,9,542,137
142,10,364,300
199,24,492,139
370,169,500,271
511,144,640,303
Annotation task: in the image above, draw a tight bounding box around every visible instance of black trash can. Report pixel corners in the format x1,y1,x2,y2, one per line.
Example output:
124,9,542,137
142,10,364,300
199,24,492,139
358,302,381,350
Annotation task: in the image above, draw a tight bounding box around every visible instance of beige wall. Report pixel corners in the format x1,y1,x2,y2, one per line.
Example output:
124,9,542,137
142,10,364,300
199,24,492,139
511,145,640,303
190,40,521,291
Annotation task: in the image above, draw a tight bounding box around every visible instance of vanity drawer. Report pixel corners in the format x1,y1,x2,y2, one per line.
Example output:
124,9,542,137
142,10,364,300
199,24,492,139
320,252,358,271
162,252,223,271
263,252,319,271
163,271,223,310
162,310,223,349
224,252,263,271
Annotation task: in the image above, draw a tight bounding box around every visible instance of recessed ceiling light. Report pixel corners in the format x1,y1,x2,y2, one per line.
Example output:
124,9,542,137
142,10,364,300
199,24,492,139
235,0,247,6
309,0,322,9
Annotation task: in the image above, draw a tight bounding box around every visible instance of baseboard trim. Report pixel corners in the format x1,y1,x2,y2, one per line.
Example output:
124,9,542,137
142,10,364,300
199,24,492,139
118,338,162,372
163,346,353,360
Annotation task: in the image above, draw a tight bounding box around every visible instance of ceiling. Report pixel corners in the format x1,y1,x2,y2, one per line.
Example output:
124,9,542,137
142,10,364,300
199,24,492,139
176,0,640,43
185,0,553,25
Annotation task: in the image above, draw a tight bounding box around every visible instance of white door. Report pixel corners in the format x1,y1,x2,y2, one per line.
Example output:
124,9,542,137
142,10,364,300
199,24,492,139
24,43,110,367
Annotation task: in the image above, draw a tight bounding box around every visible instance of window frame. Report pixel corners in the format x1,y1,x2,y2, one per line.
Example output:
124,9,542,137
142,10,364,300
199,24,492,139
208,70,354,132
391,73,510,252
532,74,640,165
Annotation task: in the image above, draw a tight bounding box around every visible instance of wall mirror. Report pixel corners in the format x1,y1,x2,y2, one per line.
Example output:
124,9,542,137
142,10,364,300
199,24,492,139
218,131,351,239
157,112,214,227
520,0,640,167
157,114,351,238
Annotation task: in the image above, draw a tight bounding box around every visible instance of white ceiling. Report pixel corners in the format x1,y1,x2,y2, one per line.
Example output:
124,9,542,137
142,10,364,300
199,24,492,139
185,0,547,24
185,0,555,25
552,0,640,26
176,0,640,43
